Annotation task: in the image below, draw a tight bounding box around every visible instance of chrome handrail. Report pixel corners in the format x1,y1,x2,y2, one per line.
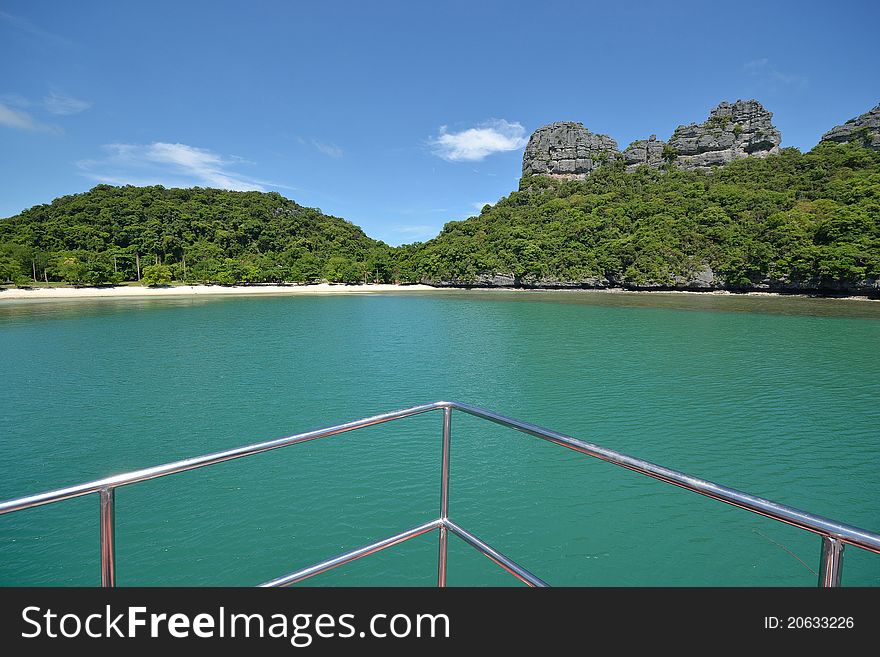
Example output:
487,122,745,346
1,401,878,587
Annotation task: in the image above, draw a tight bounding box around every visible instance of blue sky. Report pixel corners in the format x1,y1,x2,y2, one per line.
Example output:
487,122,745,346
1,0,878,245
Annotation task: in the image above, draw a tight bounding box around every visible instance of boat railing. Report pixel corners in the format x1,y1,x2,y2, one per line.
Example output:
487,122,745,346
1,400,878,587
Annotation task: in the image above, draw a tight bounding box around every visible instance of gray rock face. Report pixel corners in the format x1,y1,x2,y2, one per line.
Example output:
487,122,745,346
622,135,666,171
421,273,516,288
423,266,880,295
673,266,717,289
668,100,781,171
521,100,783,180
820,103,880,151
519,275,610,289
522,122,620,179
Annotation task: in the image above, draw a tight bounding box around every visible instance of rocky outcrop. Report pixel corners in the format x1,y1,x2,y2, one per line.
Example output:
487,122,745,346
521,100,783,180
519,275,610,289
672,266,717,289
622,135,666,171
667,100,781,171
421,273,516,288
425,268,880,296
522,122,620,179
820,103,880,151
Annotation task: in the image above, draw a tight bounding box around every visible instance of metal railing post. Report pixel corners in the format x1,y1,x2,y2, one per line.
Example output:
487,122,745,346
99,487,116,587
818,536,844,587
437,406,452,587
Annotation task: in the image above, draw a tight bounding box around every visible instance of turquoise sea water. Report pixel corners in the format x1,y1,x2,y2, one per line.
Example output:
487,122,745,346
0,290,878,586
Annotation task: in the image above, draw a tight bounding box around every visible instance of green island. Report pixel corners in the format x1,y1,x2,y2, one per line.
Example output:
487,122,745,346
1,141,878,295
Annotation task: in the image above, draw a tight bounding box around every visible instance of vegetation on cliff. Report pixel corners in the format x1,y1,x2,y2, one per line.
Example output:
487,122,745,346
400,142,880,289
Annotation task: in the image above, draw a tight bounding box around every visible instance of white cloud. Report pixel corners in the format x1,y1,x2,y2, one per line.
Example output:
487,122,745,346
430,119,528,162
744,58,769,71
0,11,73,47
744,58,807,88
0,90,90,132
312,140,343,158
472,201,493,211
0,93,30,108
43,91,92,115
76,142,272,191
0,102,58,132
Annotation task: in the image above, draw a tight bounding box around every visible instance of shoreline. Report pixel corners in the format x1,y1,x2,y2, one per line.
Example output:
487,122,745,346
0,282,876,302
0,283,438,301
457,286,879,302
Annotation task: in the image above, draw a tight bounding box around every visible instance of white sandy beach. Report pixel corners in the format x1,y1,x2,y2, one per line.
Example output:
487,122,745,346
0,283,874,302
0,283,439,301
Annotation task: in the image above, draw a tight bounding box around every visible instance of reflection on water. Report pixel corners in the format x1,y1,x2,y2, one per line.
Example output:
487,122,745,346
2,288,879,321
430,289,880,319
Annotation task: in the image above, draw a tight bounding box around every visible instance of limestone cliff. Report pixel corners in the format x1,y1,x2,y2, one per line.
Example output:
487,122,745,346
522,99,783,177
521,122,619,180
667,100,781,171
622,135,666,171
820,103,880,151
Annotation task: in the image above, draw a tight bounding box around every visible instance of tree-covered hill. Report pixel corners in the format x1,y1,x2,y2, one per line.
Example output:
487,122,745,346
2,141,879,294
398,142,880,293
0,185,396,285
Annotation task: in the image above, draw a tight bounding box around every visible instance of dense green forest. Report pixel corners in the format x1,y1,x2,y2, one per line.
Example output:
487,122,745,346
400,142,880,289
1,141,878,290
0,186,396,285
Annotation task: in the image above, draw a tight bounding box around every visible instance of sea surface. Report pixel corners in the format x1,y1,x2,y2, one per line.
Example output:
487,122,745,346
1,290,878,586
